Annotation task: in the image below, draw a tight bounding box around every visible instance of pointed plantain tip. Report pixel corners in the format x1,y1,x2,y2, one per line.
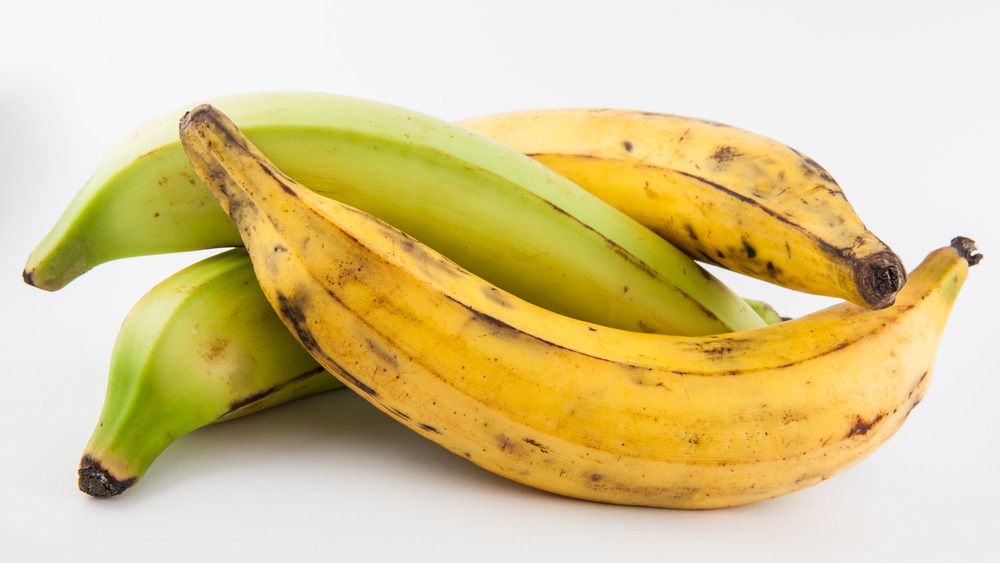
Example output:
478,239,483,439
950,236,983,266
78,455,136,498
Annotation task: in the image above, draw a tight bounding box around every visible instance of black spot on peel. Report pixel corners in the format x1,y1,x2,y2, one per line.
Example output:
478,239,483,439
623,140,634,152
419,423,442,434
524,438,550,453
388,407,411,421
743,240,757,259
766,261,780,278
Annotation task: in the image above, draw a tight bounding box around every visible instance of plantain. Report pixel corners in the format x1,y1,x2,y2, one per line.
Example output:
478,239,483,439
77,248,336,497
176,104,976,509
459,108,906,308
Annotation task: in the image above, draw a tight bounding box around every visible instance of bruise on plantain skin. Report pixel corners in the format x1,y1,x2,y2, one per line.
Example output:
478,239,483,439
495,433,526,456
274,291,379,399
710,145,743,164
845,413,886,438
365,337,399,369
843,370,930,440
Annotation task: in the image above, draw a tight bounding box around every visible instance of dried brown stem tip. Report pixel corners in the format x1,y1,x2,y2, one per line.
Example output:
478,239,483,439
951,236,983,266
78,455,135,497
855,251,906,309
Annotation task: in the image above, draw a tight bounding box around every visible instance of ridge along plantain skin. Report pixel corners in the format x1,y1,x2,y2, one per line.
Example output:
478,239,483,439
23,92,765,335
458,108,906,309
179,104,976,509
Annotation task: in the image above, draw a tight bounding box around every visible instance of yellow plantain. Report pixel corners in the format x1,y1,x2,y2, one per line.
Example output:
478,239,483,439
179,104,976,509
459,109,906,308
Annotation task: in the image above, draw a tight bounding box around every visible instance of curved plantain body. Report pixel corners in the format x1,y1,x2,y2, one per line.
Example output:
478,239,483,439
24,92,764,335
459,109,905,309
78,248,337,497
181,104,976,509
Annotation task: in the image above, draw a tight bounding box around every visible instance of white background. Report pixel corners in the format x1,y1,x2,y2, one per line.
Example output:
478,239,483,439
2,1,998,561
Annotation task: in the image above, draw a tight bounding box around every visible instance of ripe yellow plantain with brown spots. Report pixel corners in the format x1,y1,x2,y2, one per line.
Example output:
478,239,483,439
459,109,905,309
180,104,976,509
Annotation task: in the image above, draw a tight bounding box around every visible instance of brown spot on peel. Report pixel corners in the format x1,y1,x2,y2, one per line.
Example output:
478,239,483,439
846,413,886,438
711,145,742,163
524,438,550,453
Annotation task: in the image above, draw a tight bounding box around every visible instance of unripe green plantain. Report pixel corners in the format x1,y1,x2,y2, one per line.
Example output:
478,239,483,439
24,92,765,336
78,248,337,496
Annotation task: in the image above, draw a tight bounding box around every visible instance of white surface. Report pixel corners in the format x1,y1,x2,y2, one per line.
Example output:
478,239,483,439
3,1,998,560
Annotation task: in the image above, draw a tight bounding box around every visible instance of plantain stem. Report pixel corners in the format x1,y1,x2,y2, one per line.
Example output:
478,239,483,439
950,236,983,266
